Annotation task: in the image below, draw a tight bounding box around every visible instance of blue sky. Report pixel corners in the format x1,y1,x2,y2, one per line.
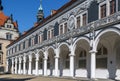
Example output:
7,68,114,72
3,0,70,33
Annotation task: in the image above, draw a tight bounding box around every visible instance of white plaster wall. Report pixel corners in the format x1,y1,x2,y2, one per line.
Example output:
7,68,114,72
63,69,70,76
75,69,87,77
32,70,36,75
0,29,19,40
47,69,55,76
96,69,109,79
39,70,43,75
115,69,120,80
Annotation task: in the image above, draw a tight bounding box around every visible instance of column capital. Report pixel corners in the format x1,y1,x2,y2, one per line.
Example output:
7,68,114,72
89,50,97,54
54,56,59,59
69,54,75,57
43,58,47,60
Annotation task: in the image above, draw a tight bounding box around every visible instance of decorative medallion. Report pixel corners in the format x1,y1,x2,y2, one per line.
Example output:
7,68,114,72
68,15,75,31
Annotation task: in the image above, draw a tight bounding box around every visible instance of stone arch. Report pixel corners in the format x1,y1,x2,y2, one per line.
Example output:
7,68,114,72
95,28,120,51
31,52,36,75
25,55,29,74
47,47,55,76
73,37,90,77
113,37,120,79
38,49,44,75
73,37,90,51
94,28,120,79
58,42,70,76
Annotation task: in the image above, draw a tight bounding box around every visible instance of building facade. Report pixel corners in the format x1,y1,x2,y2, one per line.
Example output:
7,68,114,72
6,0,120,80
0,0,19,73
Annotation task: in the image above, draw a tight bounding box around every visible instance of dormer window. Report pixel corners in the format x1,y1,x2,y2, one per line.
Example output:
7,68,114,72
7,25,12,28
6,33,12,40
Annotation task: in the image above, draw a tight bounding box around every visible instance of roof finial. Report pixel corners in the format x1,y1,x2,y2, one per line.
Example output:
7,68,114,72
39,0,43,10
37,0,44,22
0,0,3,11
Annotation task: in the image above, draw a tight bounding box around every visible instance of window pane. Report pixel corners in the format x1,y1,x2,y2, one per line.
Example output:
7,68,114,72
60,25,63,35
64,23,67,33
77,16,80,28
101,4,106,18
110,0,116,15
96,58,107,68
79,60,86,68
83,14,87,26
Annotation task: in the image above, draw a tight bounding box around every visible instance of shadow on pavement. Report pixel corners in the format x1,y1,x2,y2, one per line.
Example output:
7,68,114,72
0,77,34,81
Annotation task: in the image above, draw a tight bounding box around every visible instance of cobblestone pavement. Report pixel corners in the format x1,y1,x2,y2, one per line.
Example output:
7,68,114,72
0,74,117,81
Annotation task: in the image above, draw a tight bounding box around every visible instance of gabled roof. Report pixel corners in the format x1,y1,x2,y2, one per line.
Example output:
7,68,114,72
0,11,18,28
0,11,8,26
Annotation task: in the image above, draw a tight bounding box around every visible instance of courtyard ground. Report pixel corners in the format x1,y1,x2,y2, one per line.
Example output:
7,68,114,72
0,74,116,81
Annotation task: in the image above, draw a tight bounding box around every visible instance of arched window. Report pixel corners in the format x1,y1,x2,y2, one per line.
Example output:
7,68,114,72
32,57,35,70
47,57,50,69
65,54,69,69
78,50,86,68
39,57,43,69
96,45,108,68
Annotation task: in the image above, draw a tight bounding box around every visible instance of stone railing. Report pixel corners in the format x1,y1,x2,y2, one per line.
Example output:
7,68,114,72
8,11,120,58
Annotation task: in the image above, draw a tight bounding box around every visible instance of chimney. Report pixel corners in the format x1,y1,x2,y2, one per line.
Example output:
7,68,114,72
23,31,27,35
51,10,57,15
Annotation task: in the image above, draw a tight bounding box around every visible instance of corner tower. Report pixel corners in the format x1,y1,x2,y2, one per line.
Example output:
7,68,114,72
37,0,44,22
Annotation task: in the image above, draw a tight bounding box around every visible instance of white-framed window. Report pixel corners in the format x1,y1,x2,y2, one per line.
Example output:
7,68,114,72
47,57,50,69
47,28,54,39
59,22,68,35
47,30,51,40
78,50,86,69
65,54,69,69
6,33,12,40
76,11,87,28
59,24,63,35
32,37,34,46
38,34,43,43
76,16,81,28
99,1,107,19
110,0,116,15
39,57,43,69
96,44,108,69
51,29,54,38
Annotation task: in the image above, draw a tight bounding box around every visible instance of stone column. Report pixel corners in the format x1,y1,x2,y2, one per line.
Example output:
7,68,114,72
15,58,18,74
44,51,48,76
70,54,75,77
69,45,75,77
54,48,59,77
19,57,22,74
35,54,39,76
89,50,97,79
11,58,14,74
28,54,32,75
6,59,9,73
23,55,26,75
